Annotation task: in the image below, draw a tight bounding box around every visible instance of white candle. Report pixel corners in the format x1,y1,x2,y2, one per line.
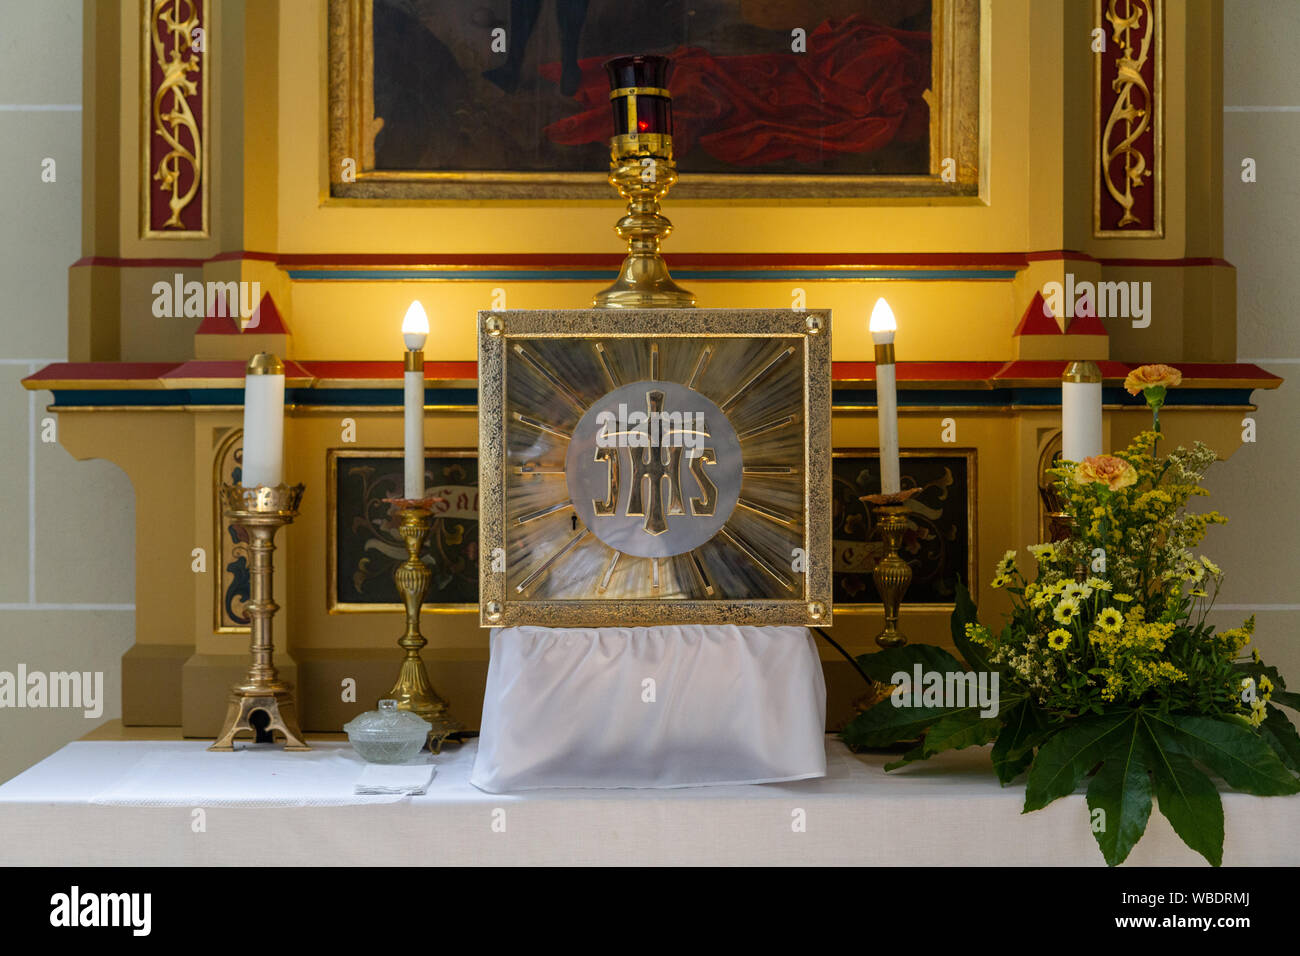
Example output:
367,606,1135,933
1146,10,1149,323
870,298,901,494
402,301,430,499
242,353,285,487
1062,361,1103,461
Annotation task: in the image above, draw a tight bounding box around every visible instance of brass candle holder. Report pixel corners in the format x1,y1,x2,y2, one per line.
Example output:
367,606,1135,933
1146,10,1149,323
1039,479,1089,582
382,498,463,753
862,489,922,648
593,54,695,309
210,482,309,751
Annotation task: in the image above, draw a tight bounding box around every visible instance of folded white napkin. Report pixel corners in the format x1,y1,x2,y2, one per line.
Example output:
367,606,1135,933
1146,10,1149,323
354,760,436,795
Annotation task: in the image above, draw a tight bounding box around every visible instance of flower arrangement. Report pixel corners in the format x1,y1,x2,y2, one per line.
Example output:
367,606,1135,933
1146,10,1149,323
842,365,1300,866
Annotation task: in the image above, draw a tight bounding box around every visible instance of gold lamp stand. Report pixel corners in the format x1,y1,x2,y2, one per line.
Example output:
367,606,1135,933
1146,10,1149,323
383,499,463,753
862,490,921,649
210,483,309,751
592,152,695,309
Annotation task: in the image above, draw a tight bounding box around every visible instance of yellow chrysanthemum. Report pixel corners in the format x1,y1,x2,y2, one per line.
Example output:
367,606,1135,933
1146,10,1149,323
1097,607,1124,633
1113,593,1134,603
1047,629,1071,651
1053,597,1081,625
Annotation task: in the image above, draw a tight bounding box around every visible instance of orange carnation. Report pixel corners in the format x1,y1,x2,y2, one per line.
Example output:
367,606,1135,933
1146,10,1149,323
1076,455,1138,491
1124,363,1182,396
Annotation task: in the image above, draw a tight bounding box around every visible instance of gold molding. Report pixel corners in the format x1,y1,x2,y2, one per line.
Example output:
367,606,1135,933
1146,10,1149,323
326,447,479,614
140,0,210,238
831,447,978,612
327,0,983,201
1093,0,1164,238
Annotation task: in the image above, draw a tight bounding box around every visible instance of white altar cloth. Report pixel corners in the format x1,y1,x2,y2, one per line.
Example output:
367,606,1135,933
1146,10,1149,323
3,738,1298,866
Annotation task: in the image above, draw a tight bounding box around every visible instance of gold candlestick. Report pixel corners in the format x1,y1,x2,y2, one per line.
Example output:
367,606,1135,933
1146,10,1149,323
211,482,308,751
382,499,463,753
862,489,921,648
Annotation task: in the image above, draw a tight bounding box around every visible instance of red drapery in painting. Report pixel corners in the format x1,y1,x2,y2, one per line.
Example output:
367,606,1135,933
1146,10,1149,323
541,15,931,167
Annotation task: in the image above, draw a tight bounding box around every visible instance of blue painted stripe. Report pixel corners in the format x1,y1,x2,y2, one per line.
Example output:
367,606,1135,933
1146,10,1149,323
286,267,1018,282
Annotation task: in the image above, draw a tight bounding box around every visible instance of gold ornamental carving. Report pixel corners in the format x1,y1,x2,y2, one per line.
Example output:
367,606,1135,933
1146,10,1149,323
1094,0,1163,238
142,0,208,237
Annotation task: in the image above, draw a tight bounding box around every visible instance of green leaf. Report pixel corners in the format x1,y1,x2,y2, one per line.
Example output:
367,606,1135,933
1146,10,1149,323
922,709,1004,758
883,741,927,771
1141,717,1224,867
1146,713,1300,796
852,644,968,684
1271,689,1300,712
993,700,1047,785
1086,720,1153,866
949,579,991,672
840,698,958,750
1024,711,1137,812
1259,705,1300,774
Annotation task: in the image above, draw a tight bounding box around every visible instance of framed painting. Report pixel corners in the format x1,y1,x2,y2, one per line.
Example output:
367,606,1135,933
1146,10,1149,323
831,448,976,609
478,308,832,627
328,0,981,199
327,448,479,612
213,427,250,633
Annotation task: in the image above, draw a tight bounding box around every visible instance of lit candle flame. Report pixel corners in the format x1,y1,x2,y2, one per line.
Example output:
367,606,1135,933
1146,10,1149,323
402,301,429,351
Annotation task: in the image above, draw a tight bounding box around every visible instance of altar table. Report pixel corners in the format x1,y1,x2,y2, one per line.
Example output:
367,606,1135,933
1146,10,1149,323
2,739,1296,866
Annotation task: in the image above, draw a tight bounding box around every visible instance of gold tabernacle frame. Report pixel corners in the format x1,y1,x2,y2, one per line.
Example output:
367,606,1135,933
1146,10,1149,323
478,308,832,628
327,0,983,200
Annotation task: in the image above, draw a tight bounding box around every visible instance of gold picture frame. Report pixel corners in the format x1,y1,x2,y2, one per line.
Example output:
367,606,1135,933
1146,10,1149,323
327,0,983,201
830,447,978,612
326,447,480,614
213,426,248,633
478,308,833,628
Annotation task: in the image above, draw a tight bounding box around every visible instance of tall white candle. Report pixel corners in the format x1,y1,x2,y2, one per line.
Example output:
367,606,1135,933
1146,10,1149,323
870,298,901,494
402,301,430,499
242,353,285,488
1062,361,1103,462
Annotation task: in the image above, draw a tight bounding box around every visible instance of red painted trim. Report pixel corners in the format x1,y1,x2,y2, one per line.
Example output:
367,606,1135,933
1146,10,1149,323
22,360,1282,390
209,251,278,263
23,362,177,381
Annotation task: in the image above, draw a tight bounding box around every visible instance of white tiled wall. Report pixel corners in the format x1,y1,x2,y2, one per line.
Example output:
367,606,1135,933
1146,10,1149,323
0,0,135,784
1207,0,1300,687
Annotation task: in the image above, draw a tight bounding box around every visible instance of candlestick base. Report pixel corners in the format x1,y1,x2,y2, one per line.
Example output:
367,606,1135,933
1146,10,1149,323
210,483,309,752
862,490,921,649
382,498,465,753
210,692,309,751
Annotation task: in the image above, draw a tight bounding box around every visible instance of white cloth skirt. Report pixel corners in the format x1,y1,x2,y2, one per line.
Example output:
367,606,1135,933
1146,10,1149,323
470,624,827,792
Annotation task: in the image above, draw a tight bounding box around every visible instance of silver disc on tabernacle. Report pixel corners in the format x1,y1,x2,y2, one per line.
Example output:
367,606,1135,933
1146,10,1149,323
564,380,742,559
